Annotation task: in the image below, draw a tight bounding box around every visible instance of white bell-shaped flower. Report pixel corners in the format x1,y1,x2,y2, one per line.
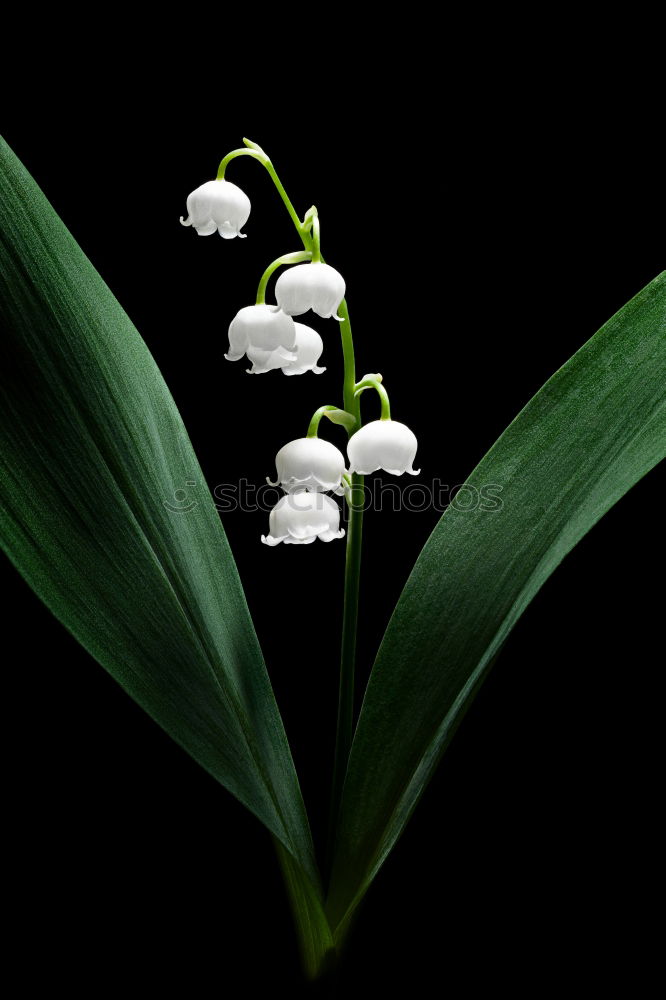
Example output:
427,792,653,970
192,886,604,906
242,321,326,375
275,262,345,320
267,438,347,494
282,323,326,376
245,344,298,375
261,492,345,546
347,420,420,476
180,179,251,239
225,305,297,369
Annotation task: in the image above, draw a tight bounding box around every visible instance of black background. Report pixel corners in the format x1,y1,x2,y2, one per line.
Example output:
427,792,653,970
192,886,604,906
2,62,663,997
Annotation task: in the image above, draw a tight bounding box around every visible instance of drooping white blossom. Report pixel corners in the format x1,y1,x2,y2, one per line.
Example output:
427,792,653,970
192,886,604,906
347,420,420,476
275,262,345,320
282,323,326,376
225,305,296,371
239,320,326,375
261,492,345,546
180,179,251,239
245,344,299,375
267,438,347,494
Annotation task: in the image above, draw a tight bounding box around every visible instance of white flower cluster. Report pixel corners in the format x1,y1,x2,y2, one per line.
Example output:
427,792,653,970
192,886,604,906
181,172,420,547
263,438,347,546
261,423,419,546
225,306,328,376
225,260,345,376
182,179,345,376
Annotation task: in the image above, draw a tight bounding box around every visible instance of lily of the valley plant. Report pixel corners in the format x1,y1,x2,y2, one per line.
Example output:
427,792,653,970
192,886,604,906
1,135,664,984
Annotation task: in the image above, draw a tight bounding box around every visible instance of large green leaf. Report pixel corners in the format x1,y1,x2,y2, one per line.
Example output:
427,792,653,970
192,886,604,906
0,137,327,939
328,272,666,936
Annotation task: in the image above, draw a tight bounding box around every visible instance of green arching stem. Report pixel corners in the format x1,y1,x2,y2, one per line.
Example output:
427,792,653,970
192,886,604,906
355,376,391,420
223,136,363,933
311,216,322,263
262,159,313,237
217,147,269,178
307,405,339,438
218,141,312,240
327,296,363,875
328,468,363,869
307,405,357,438
338,299,359,423
256,251,312,305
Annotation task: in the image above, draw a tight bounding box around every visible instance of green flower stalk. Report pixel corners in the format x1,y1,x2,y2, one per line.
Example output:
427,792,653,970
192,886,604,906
180,136,421,971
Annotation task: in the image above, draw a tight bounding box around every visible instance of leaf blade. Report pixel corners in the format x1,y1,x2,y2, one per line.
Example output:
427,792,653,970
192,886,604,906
328,272,666,933
0,135,320,892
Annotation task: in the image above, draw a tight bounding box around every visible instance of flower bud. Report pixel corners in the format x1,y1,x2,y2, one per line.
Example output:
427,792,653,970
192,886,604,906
225,305,296,369
275,262,345,320
180,179,251,239
267,438,347,494
261,492,345,546
347,420,420,476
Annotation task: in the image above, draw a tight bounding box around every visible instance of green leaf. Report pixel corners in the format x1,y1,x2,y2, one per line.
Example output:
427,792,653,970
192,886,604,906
324,407,357,432
274,840,336,978
0,136,330,955
327,272,666,937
